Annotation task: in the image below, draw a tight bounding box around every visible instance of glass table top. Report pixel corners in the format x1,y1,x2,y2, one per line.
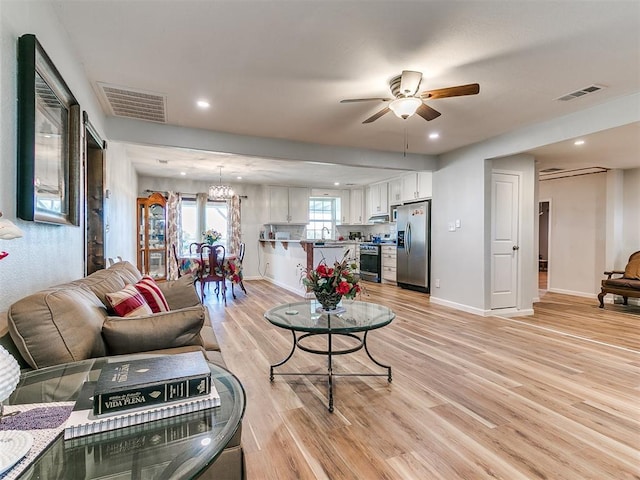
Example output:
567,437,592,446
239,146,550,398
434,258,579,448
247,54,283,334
7,354,245,480
264,300,395,333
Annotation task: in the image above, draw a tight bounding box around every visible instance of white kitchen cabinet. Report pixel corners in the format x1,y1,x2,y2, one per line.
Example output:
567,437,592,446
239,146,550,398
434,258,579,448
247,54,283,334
401,172,433,202
366,182,388,219
338,189,350,224
388,177,403,205
349,188,366,224
268,186,310,223
381,245,397,283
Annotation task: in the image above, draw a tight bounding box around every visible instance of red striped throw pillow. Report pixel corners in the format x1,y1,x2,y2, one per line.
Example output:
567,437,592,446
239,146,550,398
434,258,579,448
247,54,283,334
105,284,153,318
135,275,170,313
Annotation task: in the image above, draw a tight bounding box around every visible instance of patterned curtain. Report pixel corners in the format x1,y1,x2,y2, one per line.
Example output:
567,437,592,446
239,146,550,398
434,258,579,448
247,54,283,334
166,191,181,280
227,194,241,254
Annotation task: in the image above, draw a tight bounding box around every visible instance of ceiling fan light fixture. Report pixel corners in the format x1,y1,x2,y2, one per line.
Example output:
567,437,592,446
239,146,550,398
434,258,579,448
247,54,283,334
389,97,422,119
208,167,234,200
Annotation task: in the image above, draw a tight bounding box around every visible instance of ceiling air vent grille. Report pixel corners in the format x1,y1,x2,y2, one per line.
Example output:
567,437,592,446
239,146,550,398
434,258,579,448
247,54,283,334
539,167,608,181
97,82,167,123
556,84,605,102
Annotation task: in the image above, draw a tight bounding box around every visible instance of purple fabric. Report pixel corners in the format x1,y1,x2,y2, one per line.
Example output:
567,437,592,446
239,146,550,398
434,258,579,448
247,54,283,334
0,406,73,430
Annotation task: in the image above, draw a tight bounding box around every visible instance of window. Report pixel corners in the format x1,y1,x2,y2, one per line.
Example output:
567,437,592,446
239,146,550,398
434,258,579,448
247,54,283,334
307,197,337,240
179,198,228,254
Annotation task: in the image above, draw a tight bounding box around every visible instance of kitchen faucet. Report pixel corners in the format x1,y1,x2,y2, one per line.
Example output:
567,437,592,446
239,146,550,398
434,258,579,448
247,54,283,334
321,227,331,240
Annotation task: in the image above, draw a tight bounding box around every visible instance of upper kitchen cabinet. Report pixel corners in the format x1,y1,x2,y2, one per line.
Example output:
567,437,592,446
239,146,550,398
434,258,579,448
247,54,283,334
268,186,310,224
366,182,388,219
339,189,350,224
401,172,433,202
388,177,403,205
136,192,167,280
349,188,366,225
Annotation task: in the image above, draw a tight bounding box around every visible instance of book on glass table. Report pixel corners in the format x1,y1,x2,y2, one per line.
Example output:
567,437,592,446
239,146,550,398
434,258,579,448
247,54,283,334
64,380,220,440
94,351,211,415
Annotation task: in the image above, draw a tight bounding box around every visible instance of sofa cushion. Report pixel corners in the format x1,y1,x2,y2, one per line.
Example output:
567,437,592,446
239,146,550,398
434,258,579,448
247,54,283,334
105,285,154,317
102,305,205,355
157,274,200,310
135,276,170,313
624,258,640,280
8,287,108,369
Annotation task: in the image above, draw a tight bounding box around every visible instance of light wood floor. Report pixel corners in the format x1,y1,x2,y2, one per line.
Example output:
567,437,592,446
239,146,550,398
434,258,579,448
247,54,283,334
204,281,639,480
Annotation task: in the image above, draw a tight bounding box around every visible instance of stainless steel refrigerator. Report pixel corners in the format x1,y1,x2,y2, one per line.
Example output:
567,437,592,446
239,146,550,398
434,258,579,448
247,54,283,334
396,200,430,292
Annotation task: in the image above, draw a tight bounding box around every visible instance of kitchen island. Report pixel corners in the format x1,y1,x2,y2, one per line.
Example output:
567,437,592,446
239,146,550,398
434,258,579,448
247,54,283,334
259,240,358,295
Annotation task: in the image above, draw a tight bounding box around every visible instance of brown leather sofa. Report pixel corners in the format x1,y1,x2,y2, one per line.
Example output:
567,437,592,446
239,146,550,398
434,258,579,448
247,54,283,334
1,261,244,480
598,251,640,308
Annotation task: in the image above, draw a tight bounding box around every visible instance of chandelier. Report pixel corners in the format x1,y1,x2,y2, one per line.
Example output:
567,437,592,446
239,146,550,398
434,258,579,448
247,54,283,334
208,167,234,200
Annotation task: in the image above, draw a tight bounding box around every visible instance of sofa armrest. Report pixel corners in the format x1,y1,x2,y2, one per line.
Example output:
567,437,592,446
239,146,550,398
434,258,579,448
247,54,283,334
604,270,625,279
157,274,200,310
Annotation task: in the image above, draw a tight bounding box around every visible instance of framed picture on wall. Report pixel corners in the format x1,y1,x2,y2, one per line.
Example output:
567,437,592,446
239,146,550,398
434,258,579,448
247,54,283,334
17,34,81,226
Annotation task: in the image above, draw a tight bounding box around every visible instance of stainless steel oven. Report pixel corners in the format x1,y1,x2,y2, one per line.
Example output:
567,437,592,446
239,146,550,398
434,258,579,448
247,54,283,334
359,243,381,282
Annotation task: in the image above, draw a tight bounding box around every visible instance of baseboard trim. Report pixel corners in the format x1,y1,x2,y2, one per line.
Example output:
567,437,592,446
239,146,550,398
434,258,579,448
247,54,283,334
492,308,535,318
262,277,306,298
548,288,597,299
429,297,489,316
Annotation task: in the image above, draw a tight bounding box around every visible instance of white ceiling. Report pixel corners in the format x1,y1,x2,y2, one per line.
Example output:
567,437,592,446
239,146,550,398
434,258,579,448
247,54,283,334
50,1,640,184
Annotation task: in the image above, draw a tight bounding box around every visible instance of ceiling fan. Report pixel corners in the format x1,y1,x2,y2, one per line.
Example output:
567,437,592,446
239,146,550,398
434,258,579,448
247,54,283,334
340,70,479,124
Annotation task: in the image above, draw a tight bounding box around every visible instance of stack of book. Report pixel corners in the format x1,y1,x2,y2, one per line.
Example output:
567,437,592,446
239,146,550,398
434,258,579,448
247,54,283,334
64,351,220,439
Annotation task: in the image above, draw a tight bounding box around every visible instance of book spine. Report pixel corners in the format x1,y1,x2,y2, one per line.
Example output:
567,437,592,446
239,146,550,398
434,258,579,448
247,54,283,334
94,375,210,416
64,392,220,440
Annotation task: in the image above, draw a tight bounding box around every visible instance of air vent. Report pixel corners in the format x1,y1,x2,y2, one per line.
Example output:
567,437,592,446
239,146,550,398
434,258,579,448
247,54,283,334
158,159,169,164
556,84,605,102
539,167,608,181
97,82,167,123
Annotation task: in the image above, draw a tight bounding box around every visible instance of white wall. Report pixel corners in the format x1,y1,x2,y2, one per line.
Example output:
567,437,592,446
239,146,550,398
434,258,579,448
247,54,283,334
539,173,607,296
622,167,640,264
104,143,138,263
0,1,106,312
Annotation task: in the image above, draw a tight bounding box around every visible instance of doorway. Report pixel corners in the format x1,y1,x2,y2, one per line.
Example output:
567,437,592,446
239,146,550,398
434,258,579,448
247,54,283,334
84,113,106,275
538,200,550,290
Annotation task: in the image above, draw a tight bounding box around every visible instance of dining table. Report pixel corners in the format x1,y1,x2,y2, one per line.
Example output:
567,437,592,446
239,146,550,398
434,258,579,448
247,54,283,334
178,253,243,285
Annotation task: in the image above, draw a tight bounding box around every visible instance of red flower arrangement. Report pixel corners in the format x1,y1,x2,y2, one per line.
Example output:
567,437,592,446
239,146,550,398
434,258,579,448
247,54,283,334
301,251,361,300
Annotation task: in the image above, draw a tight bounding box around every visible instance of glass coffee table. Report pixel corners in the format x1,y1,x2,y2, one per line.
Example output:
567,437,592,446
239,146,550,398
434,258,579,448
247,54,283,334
264,300,395,412
6,355,245,480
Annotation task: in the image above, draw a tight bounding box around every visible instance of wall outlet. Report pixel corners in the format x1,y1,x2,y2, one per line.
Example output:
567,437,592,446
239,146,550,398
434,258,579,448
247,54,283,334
448,222,456,232
435,278,440,288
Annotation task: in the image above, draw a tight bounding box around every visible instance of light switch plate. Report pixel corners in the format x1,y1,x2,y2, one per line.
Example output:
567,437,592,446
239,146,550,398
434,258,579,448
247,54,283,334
455,219,461,228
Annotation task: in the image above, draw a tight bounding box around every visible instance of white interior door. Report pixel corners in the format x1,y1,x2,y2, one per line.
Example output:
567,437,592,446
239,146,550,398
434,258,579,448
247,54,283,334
491,172,520,309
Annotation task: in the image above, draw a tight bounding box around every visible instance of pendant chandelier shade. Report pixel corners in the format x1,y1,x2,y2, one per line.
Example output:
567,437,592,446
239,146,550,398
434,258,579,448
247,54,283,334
209,167,234,200
388,97,422,119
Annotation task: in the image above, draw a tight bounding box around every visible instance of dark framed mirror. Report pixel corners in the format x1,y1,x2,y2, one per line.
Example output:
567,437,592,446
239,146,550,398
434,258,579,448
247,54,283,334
17,34,81,225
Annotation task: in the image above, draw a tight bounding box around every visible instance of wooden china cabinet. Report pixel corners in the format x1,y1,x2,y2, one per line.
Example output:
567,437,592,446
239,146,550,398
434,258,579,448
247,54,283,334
136,192,167,280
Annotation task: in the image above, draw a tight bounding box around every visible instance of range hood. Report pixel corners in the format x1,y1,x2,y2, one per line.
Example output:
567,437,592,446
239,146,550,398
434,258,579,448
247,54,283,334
368,213,390,224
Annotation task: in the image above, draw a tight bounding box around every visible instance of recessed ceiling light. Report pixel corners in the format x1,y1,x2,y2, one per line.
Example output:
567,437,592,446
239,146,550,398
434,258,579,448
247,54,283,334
428,132,440,140
196,100,210,108
574,139,585,146
334,182,340,186
237,176,242,180
180,171,186,176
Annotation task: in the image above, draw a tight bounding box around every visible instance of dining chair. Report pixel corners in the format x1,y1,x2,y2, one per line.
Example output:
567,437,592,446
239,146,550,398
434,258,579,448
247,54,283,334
199,244,227,305
237,242,247,294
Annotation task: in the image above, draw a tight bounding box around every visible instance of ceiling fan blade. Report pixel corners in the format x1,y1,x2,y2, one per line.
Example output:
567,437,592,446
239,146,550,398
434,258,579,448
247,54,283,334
363,107,390,124
340,97,392,103
416,103,441,121
421,83,480,100
400,70,423,96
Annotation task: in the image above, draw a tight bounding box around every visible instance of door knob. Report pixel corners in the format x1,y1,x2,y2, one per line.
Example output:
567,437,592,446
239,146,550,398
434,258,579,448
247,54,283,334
512,245,520,251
